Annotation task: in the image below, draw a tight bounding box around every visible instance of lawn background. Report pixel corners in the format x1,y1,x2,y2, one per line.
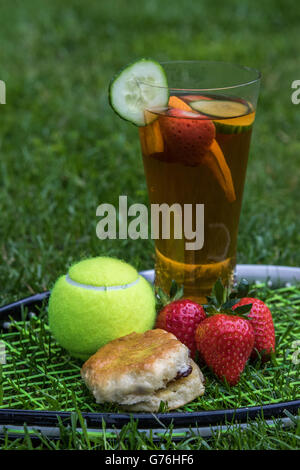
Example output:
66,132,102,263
0,0,299,450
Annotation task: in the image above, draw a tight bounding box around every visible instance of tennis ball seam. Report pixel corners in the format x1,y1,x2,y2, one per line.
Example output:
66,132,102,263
65,273,140,291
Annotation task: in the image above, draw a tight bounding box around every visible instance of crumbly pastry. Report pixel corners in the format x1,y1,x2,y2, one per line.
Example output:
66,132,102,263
123,359,205,412
81,329,205,410
81,329,192,405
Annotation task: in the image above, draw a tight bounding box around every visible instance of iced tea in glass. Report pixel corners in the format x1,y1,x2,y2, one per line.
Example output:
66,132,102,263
139,61,260,302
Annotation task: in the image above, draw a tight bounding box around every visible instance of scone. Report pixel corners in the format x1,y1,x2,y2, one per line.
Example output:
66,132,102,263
124,358,204,412
81,329,205,411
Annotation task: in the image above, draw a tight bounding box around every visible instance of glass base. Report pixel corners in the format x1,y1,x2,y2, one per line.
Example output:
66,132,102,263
155,247,235,303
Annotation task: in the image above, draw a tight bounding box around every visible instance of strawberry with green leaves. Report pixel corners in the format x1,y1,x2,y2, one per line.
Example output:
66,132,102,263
156,278,276,385
195,313,255,386
155,281,206,358
232,298,275,361
156,299,206,358
195,278,275,385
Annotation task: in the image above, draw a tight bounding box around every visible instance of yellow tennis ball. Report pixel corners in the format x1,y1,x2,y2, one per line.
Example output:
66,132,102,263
48,257,156,360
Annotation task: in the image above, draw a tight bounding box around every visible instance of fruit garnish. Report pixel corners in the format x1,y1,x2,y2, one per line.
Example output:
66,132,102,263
167,108,204,119
168,95,195,112
182,94,212,103
215,111,255,134
159,98,236,201
195,313,255,386
109,59,169,126
233,297,275,362
156,299,206,358
202,140,236,202
159,111,216,164
191,98,255,135
139,119,164,156
190,99,250,118
167,96,201,119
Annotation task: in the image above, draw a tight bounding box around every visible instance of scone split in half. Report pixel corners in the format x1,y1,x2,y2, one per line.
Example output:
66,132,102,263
81,329,205,412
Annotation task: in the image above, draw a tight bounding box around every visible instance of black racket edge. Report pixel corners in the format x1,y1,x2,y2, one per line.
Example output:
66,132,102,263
0,291,50,327
0,400,299,430
0,289,299,430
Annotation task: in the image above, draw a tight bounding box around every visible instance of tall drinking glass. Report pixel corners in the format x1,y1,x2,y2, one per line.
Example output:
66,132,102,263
139,61,261,302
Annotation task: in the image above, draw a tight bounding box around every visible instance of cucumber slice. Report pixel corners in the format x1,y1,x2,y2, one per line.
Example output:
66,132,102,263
214,112,255,134
190,99,250,118
109,59,169,127
190,99,254,134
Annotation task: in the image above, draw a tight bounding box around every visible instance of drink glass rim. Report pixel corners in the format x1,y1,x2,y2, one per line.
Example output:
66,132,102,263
140,60,261,92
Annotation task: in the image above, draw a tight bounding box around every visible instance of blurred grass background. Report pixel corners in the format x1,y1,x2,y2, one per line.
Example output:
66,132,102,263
0,0,299,304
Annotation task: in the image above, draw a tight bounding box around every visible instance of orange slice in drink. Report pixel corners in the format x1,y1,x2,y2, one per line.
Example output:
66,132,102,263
168,95,194,112
203,140,236,202
139,118,164,156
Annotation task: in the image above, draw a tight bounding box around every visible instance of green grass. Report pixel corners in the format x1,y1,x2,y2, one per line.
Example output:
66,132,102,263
1,284,300,413
0,0,299,450
0,284,300,449
0,0,299,305
1,411,300,450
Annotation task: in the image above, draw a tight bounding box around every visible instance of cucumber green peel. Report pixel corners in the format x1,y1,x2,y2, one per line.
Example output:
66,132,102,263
109,59,169,126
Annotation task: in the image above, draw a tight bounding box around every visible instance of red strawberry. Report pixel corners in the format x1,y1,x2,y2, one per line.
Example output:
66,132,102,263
232,298,275,361
156,299,206,358
159,111,215,166
195,314,255,386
